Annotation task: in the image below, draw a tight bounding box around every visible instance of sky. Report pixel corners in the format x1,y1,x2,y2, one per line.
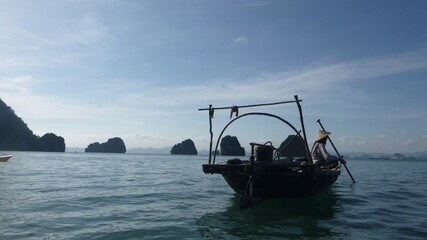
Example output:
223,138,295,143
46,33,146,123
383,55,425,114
1,0,427,154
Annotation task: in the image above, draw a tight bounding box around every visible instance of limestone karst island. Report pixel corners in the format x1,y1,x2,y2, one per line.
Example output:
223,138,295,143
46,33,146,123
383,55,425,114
170,139,198,155
0,98,126,153
0,98,65,152
85,138,127,153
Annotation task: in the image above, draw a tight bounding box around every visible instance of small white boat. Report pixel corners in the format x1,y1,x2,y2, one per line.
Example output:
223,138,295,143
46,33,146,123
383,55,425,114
0,155,12,162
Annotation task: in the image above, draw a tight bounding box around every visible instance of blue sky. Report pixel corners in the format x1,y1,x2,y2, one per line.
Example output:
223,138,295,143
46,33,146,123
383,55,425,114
1,0,426,153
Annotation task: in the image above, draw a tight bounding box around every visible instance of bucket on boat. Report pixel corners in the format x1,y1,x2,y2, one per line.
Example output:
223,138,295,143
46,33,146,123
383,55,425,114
255,145,274,162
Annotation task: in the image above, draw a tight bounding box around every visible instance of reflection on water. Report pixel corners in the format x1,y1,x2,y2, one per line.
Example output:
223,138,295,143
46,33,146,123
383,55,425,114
196,188,346,239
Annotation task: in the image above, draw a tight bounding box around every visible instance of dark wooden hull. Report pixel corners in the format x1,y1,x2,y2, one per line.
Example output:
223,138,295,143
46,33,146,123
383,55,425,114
203,162,340,198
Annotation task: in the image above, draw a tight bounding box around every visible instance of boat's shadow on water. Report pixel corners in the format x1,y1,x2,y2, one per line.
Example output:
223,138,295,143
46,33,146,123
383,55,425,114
196,188,347,239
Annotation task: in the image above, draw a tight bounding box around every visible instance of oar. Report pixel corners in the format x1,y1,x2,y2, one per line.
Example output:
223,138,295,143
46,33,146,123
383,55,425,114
317,119,356,184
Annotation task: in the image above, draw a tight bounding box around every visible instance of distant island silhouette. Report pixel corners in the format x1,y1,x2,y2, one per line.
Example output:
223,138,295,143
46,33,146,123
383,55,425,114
85,137,127,153
0,98,65,152
277,134,306,159
170,139,197,155
220,135,245,156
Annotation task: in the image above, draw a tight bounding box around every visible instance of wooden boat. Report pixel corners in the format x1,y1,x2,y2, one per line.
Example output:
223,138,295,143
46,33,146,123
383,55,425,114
199,95,341,202
0,155,12,162
203,158,340,198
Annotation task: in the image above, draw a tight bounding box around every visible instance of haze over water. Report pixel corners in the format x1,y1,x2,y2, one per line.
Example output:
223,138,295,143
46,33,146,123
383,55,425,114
1,152,426,239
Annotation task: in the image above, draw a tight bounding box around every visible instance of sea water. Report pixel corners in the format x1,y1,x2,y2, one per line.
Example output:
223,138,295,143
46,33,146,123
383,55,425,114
1,152,426,240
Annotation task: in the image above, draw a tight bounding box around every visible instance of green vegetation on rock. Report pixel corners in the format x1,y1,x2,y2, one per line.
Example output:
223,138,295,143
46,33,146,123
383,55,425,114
170,139,197,155
220,135,245,156
0,98,65,152
278,135,307,159
85,137,127,153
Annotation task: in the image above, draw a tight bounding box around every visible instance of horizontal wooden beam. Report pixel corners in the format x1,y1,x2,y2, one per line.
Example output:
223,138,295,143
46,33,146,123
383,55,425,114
198,99,302,111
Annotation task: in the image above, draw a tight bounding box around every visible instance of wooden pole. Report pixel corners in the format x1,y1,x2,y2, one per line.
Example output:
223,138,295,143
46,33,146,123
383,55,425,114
249,143,255,206
316,119,356,184
294,95,313,164
241,143,256,208
208,105,213,164
198,100,302,111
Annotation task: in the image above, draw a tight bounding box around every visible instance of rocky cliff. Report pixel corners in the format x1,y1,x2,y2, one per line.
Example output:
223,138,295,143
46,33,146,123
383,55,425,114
170,139,198,155
85,137,127,153
0,98,65,152
277,134,307,158
220,135,245,156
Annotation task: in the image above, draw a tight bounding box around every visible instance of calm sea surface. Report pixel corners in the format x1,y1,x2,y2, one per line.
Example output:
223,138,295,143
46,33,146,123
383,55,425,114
1,152,426,240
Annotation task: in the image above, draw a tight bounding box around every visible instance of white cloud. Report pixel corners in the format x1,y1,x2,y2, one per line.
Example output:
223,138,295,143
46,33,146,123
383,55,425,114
0,25,59,48
2,49,427,149
393,130,408,136
401,139,414,146
0,12,111,74
131,133,164,140
59,13,110,45
3,75,32,83
338,136,347,144
0,59,19,69
117,49,427,111
3,49,427,126
248,1,270,7
235,35,249,44
126,133,179,148
0,75,33,94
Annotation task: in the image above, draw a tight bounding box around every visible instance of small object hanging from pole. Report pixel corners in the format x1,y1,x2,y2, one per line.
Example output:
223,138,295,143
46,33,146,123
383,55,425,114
230,106,239,118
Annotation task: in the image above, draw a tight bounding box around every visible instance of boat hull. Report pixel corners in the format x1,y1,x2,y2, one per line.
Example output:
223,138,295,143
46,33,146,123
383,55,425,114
203,163,340,198
0,155,12,162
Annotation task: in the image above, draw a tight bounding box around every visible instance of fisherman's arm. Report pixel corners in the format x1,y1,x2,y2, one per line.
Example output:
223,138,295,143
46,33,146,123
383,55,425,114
319,144,339,161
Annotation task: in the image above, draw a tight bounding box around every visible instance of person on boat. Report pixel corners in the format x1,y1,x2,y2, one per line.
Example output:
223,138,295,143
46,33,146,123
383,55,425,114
311,130,347,164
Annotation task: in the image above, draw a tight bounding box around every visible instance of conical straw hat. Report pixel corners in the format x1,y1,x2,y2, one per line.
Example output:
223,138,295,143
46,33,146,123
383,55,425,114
315,130,331,141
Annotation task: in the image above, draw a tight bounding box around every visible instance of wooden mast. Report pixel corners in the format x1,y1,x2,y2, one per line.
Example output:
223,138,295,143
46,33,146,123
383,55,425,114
208,105,213,164
294,95,313,164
